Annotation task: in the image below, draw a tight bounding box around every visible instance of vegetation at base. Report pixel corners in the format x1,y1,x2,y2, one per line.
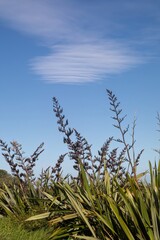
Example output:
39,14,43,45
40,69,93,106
0,169,14,188
0,217,50,240
0,89,159,239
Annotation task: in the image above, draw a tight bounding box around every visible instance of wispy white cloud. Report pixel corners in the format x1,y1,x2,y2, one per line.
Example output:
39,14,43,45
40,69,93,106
31,42,142,83
0,0,159,83
0,0,71,40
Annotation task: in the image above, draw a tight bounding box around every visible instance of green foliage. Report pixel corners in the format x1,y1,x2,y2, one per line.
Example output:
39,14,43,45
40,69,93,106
26,160,160,239
0,169,14,188
0,217,50,240
0,89,159,239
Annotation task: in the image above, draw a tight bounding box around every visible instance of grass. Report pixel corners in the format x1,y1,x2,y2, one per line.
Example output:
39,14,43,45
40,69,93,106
0,217,50,240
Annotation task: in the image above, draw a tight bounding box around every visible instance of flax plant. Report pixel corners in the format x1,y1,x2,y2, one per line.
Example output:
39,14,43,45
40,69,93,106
1,89,159,240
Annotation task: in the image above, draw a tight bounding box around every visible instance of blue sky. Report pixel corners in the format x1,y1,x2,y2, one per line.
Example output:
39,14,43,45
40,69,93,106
0,0,160,176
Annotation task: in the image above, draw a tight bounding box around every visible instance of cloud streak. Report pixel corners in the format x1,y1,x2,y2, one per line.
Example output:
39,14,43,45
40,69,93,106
31,42,142,83
0,0,159,83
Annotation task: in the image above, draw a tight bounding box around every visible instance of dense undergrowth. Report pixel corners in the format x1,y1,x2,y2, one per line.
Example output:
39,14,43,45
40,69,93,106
0,217,49,240
0,89,159,240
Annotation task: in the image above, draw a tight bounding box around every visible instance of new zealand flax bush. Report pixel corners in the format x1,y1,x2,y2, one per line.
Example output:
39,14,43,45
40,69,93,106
0,89,159,239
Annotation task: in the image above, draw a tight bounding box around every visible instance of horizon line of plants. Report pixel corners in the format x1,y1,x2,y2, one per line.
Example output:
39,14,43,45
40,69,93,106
0,89,159,240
